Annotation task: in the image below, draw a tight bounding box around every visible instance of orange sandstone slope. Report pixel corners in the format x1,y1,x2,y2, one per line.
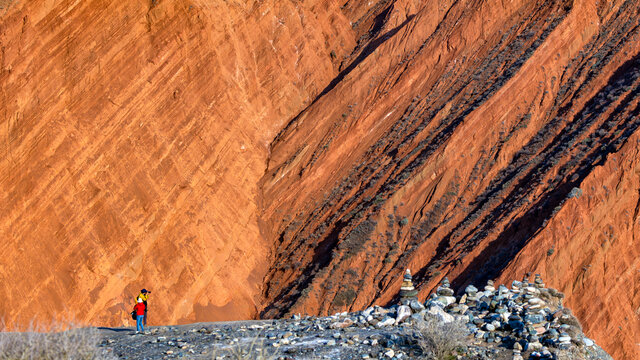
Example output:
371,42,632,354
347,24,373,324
0,0,367,326
259,0,640,359
1,0,639,358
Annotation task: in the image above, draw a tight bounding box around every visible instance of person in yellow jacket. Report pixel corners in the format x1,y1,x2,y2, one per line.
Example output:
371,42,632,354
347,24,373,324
136,289,151,326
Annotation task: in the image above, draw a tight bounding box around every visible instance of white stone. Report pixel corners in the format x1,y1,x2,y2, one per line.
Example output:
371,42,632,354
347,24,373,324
529,341,543,350
362,307,375,317
501,311,510,322
558,336,571,343
396,305,412,323
525,286,539,293
384,349,395,358
459,293,467,303
330,318,354,329
583,338,595,347
436,295,457,306
458,304,469,314
427,305,455,323
376,317,396,328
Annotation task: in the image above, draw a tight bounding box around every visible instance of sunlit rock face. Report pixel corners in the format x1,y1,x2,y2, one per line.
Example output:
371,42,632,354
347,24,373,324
1,0,639,358
0,0,358,327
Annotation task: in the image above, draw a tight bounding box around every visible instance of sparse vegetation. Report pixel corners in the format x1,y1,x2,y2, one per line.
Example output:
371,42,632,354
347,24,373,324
411,316,467,360
0,321,115,360
340,219,376,258
559,308,584,338
332,287,357,308
568,187,583,198
211,335,278,360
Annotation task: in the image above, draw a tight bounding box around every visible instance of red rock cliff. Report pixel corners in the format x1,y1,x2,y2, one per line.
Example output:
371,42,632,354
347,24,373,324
0,0,361,325
2,0,639,358
259,0,640,358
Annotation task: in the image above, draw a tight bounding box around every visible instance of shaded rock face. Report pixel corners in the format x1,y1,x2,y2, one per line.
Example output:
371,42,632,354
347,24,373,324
258,0,640,359
1,0,639,359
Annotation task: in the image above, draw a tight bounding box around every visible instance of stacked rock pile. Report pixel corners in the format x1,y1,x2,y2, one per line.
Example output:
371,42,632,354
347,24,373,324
399,269,418,304
423,273,603,359
297,270,609,359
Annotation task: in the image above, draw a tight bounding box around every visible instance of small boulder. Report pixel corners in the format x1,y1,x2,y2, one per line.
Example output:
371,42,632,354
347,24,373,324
409,299,425,312
396,305,412,323
330,318,354,329
384,349,395,358
376,316,396,328
426,305,455,323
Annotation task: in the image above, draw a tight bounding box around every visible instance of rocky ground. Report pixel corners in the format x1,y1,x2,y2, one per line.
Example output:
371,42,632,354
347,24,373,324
97,275,612,360
98,319,412,360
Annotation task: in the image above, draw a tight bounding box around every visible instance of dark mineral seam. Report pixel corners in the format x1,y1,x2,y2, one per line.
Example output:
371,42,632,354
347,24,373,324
262,0,570,317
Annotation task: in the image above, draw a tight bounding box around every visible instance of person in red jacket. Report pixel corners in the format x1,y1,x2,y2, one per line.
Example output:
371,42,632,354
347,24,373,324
133,298,146,333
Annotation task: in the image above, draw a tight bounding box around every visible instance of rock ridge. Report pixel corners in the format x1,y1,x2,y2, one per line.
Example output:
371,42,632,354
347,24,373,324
95,274,611,359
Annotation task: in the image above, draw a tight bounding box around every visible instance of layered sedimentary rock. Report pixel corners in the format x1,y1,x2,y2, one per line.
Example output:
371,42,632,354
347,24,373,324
2,0,639,358
498,129,640,357
259,0,640,358
0,0,366,326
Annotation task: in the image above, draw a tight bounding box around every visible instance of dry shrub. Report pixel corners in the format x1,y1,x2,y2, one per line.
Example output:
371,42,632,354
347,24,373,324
539,288,565,308
559,308,583,338
556,346,591,360
0,320,115,360
412,315,467,360
211,336,279,360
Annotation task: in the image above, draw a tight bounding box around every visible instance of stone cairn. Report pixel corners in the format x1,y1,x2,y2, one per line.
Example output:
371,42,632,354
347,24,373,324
419,274,595,359
320,270,606,360
399,269,418,305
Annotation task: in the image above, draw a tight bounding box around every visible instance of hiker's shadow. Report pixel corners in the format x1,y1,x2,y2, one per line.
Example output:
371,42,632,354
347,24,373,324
97,327,133,332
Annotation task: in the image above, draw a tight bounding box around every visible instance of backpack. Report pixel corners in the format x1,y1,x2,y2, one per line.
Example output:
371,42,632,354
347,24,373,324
131,307,137,320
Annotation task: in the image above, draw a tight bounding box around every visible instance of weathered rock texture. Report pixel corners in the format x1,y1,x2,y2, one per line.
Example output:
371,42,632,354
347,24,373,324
1,0,639,359
0,0,359,325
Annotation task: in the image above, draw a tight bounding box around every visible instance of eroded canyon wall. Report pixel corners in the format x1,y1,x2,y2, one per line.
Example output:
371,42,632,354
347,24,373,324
260,0,640,359
1,0,639,359
0,0,369,326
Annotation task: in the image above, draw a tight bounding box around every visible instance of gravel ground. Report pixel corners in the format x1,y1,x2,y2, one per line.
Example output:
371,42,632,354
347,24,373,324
96,275,613,360
97,318,419,359
97,318,607,360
